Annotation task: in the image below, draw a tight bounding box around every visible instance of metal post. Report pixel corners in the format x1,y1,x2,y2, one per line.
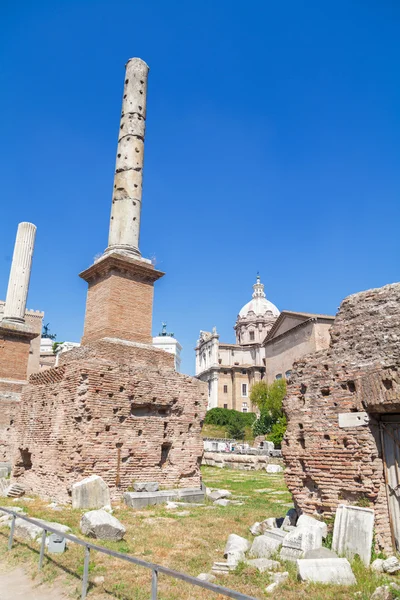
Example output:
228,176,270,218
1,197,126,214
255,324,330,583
81,545,90,600
8,515,16,550
151,569,158,600
39,529,47,570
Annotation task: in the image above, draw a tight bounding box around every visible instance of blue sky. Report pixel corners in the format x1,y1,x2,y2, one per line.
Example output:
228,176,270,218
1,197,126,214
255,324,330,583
1,1,399,374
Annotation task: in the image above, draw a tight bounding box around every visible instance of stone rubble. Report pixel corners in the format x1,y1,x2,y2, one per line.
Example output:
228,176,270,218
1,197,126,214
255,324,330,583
382,556,400,574
72,475,111,510
6,483,25,498
80,509,126,541
297,557,356,585
196,573,216,583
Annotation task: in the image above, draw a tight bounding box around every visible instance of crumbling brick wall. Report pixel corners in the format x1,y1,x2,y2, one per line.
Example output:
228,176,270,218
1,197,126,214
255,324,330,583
12,338,207,502
283,283,400,552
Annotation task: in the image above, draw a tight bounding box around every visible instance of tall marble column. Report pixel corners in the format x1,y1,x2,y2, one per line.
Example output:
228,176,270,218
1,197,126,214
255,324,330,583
3,222,37,323
106,58,149,257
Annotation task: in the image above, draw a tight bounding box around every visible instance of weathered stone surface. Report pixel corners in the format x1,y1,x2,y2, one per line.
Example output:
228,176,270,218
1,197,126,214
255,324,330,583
382,556,400,574
124,487,204,509
6,483,25,498
338,412,369,428
245,558,280,572
297,557,356,585
0,467,8,478
250,534,282,558
211,562,231,574
332,504,374,566
0,478,8,497
370,585,400,600
214,498,231,506
261,517,278,531
80,509,126,541
8,518,42,541
304,547,338,559
371,558,385,573
266,464,283,473
283,283,400,553
72,475,111,510
133,482,159,492
196,573,216,583
202,452,283,471
224,534,251,557
208,489,231,501
265,571,289,592
249,522,262,536
280,525,322,561
297,514,327,538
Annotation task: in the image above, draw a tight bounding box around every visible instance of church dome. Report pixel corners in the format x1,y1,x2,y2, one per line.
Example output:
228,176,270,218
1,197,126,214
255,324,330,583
238,275,280,319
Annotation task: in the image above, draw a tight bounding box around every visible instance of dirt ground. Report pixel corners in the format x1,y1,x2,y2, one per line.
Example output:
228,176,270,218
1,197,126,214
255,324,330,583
0,564,69,600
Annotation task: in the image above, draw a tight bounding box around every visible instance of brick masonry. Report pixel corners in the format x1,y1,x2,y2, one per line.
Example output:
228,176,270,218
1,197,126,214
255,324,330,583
283,283,400,552
12,338,208,502
80,254,164,346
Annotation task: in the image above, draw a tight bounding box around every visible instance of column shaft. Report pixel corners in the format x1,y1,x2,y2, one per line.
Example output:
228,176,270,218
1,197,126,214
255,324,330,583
3,222,37,323
107,58,149,256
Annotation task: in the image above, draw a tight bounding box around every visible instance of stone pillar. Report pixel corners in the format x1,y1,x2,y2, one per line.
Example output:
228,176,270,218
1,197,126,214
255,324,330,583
3,222,36,324
106,58,149,257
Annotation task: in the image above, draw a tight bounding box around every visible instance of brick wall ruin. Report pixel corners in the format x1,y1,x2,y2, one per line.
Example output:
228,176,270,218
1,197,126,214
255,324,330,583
283,283,400,552
11,338,207,502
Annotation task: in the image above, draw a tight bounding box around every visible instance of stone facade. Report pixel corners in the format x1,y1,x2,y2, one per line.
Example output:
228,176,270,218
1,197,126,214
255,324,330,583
13,338,206,502
196,275,334,411
153,323,182,372
283,283,400,552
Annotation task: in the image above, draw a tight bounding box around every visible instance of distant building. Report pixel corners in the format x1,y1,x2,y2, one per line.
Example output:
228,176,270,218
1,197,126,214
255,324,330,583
153,323,182,372
195,275,334,411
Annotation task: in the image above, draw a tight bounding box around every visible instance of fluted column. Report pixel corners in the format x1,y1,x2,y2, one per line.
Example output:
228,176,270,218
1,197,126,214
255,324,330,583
106,58,149,257
3,222,37,323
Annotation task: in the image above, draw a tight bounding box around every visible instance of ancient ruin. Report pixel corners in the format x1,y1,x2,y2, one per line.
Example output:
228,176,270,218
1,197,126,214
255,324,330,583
10,58,207,502
0,222,42,463
283,282,400,552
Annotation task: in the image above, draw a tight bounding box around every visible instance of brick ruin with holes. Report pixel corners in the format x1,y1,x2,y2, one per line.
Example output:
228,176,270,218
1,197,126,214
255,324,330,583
282,282,400,552
12,338,207,502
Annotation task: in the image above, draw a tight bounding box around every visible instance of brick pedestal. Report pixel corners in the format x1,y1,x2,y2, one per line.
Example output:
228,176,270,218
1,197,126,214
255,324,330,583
80,253,164,345
0,321,37,388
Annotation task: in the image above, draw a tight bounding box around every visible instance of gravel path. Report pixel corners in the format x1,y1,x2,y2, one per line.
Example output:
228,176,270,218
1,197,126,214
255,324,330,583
0,565,69,599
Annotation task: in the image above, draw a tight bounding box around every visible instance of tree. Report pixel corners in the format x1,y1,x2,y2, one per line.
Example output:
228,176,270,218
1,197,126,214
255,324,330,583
250,379,286,421
251,379,287,445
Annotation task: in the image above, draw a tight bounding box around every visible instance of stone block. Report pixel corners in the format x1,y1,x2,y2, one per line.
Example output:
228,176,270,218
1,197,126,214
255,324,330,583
280,525,322,562
250,534,283,558
297,514,328,538
304,547,338,559
124,486,204,509
371,558,385,573
224,534,251,557
245,558,280,572
332,504,374,566
0,478,8,497
133,482,159,492
249,522,262,535
266,464,283,473
211,561,232,574
382,556,400,574
338,412,369,428
297,557,356,585
208,489,232,501
6,483,25,498
80,509,126,541
196,573,216,583
72,475,111,510
8,518,42,541
214,499,231,506
0,468,8,479
261,517,278,531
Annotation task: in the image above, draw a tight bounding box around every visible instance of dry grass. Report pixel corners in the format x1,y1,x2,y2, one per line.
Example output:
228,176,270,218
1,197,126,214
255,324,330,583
0,466,398,599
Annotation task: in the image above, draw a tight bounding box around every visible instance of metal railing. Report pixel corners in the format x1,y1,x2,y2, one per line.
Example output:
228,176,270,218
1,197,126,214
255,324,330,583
1,507,256,600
